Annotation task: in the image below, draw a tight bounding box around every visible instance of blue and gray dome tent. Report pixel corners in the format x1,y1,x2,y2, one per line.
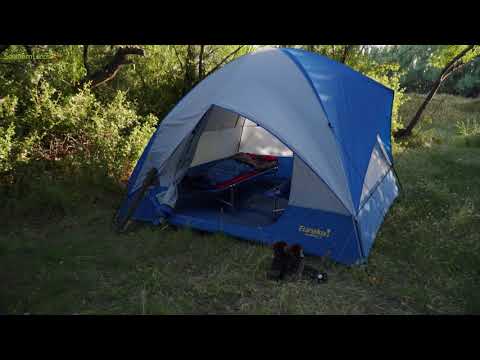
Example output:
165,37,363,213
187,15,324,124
118,47,400,265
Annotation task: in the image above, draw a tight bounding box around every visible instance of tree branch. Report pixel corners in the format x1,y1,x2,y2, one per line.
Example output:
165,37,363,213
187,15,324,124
203,45,245,79
77,46,144,89
172,45,185,72
444,53,480,78
205,46,219,58
441,45,476,77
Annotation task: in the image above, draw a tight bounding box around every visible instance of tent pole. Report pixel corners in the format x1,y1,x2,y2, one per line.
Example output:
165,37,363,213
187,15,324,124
391,164,404,196
351,216,365,259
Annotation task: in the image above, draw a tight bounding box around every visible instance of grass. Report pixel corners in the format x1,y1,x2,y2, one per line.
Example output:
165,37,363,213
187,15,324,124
1,93,480,314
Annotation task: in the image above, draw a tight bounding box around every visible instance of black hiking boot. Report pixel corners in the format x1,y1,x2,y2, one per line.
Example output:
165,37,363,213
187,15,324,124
267,241,290,280
286,244,305,281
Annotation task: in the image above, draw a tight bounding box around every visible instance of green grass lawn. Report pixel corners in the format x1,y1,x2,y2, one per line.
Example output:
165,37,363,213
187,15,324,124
1,94,480,314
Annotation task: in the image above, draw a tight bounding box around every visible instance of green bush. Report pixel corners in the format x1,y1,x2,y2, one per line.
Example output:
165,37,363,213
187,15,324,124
0,122,15,173
0,95,19,173
456,117,480,137
0,70,157,220
455,115,480,148
362,62,406,136
2,82,156,182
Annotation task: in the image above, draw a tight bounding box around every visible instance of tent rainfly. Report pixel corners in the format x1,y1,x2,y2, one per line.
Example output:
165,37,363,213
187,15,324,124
117,47,400,265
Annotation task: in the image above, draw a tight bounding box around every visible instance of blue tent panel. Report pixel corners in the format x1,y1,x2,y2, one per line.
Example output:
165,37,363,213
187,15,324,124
282,48,394,211
168,204,362,265
357,170,399,256
119,186,172,225
269,206,362,265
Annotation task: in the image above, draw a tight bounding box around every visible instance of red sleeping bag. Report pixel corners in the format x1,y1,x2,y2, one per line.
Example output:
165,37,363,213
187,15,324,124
213,153,278,189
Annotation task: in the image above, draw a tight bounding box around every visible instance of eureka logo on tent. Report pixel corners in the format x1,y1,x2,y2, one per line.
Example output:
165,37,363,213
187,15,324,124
298,225,332,239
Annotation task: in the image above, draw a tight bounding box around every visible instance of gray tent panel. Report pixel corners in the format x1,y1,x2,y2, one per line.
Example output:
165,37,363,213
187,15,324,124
289,155,350,215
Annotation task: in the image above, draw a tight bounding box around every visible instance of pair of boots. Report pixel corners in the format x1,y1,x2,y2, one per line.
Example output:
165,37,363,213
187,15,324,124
267,242,328,283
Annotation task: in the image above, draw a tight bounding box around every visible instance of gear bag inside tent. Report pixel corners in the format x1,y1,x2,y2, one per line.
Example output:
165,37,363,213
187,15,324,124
116,47,400,265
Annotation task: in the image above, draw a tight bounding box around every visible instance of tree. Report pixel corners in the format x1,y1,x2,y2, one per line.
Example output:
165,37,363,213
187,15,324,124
170,45,251,97
394,45,480,139
369,45,442,94
77,46,145,89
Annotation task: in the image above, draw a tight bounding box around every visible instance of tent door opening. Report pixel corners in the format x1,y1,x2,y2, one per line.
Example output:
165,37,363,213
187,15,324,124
175,105,294,227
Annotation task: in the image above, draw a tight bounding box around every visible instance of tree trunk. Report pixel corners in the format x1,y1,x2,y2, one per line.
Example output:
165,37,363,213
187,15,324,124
24,45,33,56
172,45,185,72
394,78,444,138
394,45,476,139
341,45,352,64
83,45,90,76
198,45,205,80
23,45,37,66
182,45,197,96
